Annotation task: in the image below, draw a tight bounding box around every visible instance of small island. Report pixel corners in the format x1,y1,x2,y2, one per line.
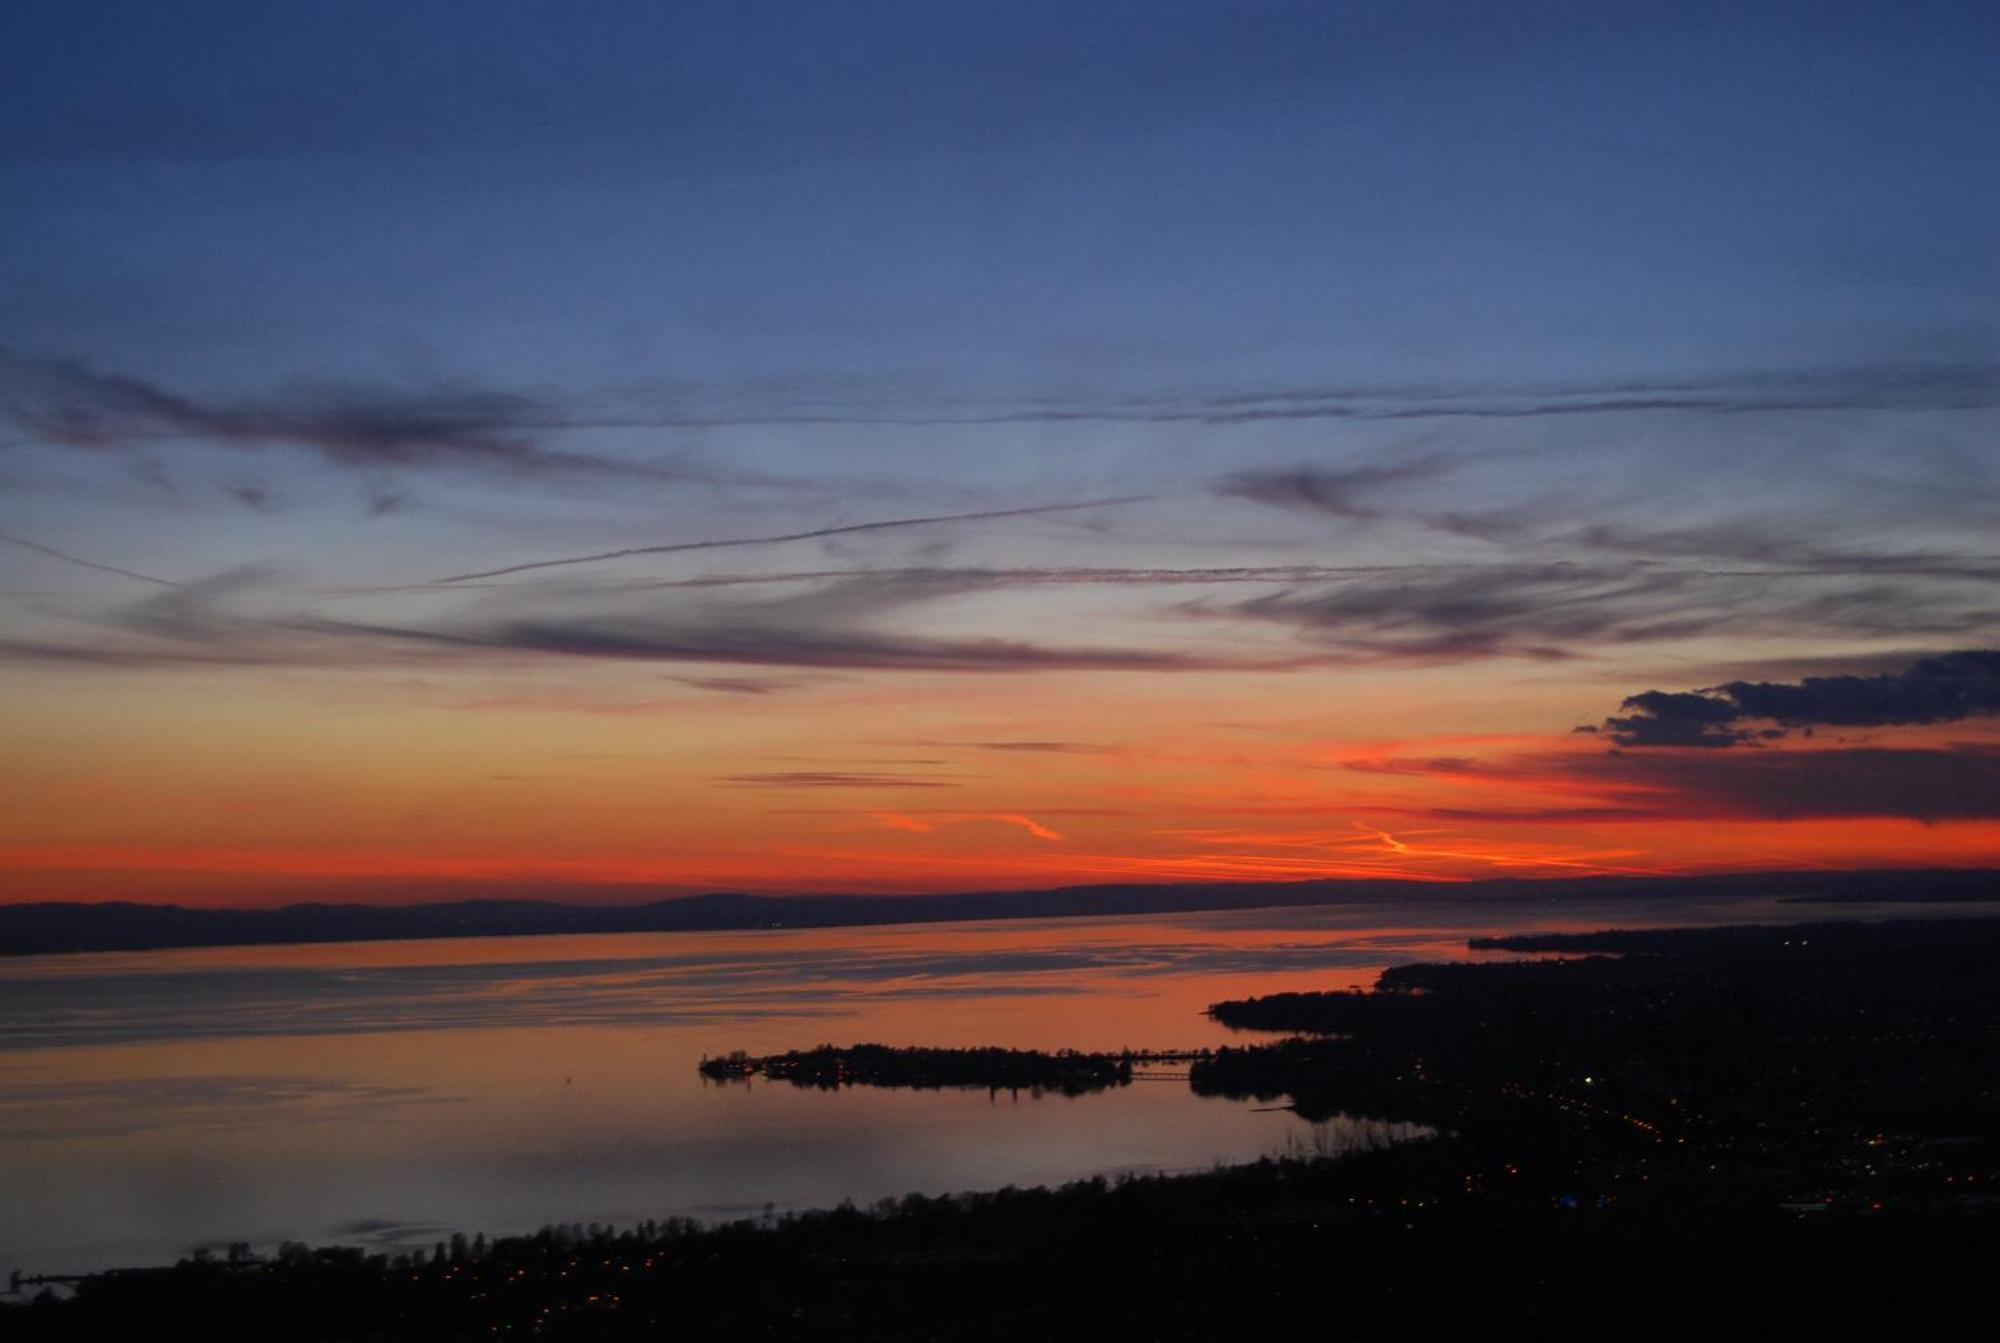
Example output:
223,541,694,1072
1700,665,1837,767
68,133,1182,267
698,1043,1211,1095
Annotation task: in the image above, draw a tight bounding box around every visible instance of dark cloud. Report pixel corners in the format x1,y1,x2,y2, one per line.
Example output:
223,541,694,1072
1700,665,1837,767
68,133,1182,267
1600,650,2000,746
339,564,1294,674
1344,756,1483,776
1375,742,2000,824
963,740,1113,754
1718,650,2000,727
431,496,1153,583
668,675,802,696
715,772,959,789
0,351,750,484
1216,454,1453,519
1386,804,1663,824
326,611,1223,674
365,484,410,515
1578,745,2000,823
1602,690,1760,749
221,481,275,512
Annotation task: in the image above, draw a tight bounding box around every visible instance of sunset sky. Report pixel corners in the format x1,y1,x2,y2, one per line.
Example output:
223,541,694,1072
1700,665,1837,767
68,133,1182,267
3,2,1997,905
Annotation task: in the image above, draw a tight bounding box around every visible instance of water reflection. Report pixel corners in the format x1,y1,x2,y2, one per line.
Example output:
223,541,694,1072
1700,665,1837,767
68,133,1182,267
2,895,1987,1275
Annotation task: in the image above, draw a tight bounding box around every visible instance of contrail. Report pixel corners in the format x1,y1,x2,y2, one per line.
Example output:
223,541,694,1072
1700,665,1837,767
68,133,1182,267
0,532,181,587
432,496,1154,583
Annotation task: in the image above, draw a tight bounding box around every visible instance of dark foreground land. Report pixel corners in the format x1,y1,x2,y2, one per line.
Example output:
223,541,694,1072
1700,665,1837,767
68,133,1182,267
9,917,2000,1340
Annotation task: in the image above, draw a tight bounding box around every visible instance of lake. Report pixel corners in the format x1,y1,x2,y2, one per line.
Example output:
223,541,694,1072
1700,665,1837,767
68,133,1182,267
1,892,1985,1276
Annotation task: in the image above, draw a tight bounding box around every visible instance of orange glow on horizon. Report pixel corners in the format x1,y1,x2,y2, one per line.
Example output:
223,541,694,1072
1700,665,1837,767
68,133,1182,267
4,662,1995,908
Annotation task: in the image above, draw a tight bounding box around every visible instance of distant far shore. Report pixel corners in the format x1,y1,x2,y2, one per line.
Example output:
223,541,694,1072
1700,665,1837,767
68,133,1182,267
2,868,1994,957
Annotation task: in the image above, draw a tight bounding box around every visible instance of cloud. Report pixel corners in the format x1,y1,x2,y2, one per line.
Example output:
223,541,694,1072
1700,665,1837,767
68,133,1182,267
115,566,287,645
1576,745,2000,822
1369,740,2000,825
1216,453,1454,519
872,811,1065,839
1201,563,1698,662
0,350,752,484
0,562,1307,676
1197,556,2000,664
1599,650,2000,746
18,353,1987,491
668,674,807,696
899,739,1114,754
462,563,1441,597
963,740,1112,754
1566,521,2000,581
0,530,181,587
324,568,1300,675
989,813,1064,840
718,772,960,789
1602,690,1763,749
1343,756,1483,775
221,481,276,511
365,361,1998,430
333,613,1226,674
795,361,1996,426
1117,363,1997,425
430,496,1153,583
1717,650,2000,727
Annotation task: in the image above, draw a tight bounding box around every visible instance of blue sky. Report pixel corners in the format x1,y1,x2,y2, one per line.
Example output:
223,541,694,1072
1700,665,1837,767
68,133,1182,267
6,1,1994,391
2,3,1997,897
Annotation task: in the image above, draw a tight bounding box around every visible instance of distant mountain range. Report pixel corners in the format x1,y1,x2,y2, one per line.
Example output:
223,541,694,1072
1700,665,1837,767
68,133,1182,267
2,869,1995,957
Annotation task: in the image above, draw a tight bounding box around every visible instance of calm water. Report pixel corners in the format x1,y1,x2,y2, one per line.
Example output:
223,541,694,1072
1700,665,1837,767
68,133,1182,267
2,894,1988,1275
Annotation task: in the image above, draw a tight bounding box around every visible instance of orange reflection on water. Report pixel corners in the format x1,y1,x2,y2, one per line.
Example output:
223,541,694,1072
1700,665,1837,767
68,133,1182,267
8,894,1997,1277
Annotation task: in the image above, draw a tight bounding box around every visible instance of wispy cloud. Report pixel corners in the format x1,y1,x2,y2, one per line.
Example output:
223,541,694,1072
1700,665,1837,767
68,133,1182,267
1420,510,2000,584
1197,562,1999,663
0,350,760,485
873,811,1066,840
722,361,1996,427
667,674,813,696
718,772,961,789
430,496,1153,583
0,563,1276,677
11,550,1995,680
360,361,2000,430
958,740,1114,755
19,355,1989,488
0,530,181,586
324,611,1233,674
424,563,1448,597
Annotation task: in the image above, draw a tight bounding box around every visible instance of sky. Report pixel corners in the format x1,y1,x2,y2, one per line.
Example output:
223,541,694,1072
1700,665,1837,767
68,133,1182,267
2,1,1997,905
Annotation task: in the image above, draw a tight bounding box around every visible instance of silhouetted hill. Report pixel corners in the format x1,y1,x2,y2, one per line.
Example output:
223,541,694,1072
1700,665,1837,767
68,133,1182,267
1,868,1993,956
